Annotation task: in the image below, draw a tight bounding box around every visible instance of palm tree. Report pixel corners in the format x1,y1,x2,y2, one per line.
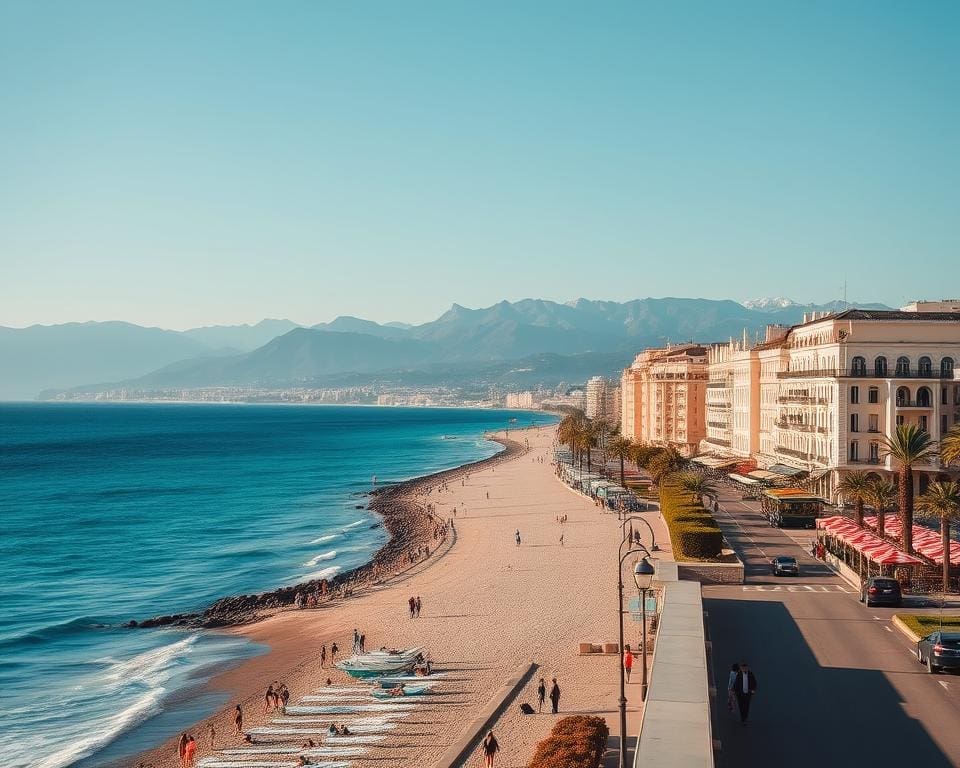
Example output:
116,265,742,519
917,481,960,594
557,415,581,463
677,472,717,506
629,443,658,473
881,424,937,554
836,471,873,527
605,436,633,488
866,477,897,541
647,446,684,485
943,424,960,469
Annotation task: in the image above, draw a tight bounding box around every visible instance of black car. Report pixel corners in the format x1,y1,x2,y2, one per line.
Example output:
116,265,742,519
860,576,902,607
917,632,960,673
771,556,799,576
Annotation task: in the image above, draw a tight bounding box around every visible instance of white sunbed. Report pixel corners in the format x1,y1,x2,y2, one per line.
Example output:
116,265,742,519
273,718,399,732
286,703,418,715
220,746,364,757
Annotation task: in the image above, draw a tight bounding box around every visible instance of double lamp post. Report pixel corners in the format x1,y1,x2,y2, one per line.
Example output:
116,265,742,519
617,516,656,768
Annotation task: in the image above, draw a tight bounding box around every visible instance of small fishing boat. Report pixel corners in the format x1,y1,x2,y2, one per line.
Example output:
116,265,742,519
371,684,432,699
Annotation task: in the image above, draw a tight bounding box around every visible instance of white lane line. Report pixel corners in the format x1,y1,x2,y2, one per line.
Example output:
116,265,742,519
941,681,950,690
873,616,882,620
714,502,767,559
884,626,893,632
907,649,919,659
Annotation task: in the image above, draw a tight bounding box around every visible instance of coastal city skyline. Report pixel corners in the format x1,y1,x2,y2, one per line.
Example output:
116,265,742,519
2,2,958,328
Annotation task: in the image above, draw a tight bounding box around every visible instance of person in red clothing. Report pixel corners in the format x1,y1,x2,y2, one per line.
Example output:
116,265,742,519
623,644,634,683
183,735,197,767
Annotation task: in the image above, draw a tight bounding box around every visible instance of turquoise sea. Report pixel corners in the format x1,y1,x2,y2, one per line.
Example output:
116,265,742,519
0,403,552,768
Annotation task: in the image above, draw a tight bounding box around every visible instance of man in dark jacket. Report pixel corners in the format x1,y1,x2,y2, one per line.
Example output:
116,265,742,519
733,662,758,724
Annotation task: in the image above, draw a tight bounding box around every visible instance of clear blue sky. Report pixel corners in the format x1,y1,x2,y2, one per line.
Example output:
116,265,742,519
1,1,958,329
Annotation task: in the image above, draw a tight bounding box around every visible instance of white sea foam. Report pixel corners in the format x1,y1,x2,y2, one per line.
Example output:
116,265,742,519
301,565,341,582
343,520,366,529
310,533,339,544
303,550,338,567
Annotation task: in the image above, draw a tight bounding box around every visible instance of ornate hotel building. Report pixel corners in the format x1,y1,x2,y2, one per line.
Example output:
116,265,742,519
619,344,708,456
693,304,960,500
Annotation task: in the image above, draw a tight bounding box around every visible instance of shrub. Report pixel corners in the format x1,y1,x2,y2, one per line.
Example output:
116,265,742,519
528,715,609,768
659,479,723,561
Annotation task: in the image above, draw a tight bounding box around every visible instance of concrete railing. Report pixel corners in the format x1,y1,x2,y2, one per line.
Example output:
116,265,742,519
634,562,713,768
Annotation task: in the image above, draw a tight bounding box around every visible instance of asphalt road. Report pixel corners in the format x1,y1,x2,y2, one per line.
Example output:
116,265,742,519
706,486,960,767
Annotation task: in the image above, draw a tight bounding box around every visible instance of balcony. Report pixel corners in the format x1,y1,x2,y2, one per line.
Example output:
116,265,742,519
708,420,731,429
777,395,830,405
847,457,883,465
778,368,956,380
704,436,731,447
775,420,828,433
896,400,934,409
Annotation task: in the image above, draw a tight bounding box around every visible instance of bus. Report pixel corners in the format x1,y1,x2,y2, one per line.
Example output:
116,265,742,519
760,488,825,529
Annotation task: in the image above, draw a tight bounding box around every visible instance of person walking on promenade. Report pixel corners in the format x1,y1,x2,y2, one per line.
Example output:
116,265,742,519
177,732,188,767
515,530,521,547
233,705,243,737
409,596,416,618
623,644,634,683
549,678,561,714
726,662,738,712
537,678,546,713
320,644,327,668
734,662,758,724
415,596,422,617
482,731,500,767
353,629,359,653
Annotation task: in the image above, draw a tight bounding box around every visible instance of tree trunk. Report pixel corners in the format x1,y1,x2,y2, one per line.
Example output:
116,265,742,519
854,497,864,527
619,457,625,488
943,518,951,596
877,507,886,540
900,466,913,554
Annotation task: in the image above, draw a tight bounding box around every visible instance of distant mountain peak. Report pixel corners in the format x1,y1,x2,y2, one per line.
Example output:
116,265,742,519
742,297,798,311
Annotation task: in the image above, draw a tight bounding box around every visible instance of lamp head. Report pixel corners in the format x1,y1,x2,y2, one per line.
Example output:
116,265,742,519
633,556,655,590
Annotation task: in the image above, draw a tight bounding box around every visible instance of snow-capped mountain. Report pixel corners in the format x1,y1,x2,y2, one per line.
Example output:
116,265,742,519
742,297,799,311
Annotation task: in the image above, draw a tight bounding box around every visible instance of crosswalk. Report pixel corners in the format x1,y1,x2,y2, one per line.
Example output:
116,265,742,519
742,584,853,593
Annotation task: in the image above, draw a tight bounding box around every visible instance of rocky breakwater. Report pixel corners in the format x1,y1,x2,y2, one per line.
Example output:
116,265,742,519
131,431,526,630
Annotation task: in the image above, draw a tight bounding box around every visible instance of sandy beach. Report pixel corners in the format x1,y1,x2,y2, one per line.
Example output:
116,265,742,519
129,424,671,768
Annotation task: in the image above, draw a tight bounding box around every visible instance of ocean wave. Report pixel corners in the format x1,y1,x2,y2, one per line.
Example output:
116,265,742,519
101,634,198,687
310,533,339,544
0,616,108,651
343,520,366,529
301,565,341,582
303,550,338,567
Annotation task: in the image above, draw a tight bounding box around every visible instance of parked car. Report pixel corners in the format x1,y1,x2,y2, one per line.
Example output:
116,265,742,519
860,576,902,607
917,632,960,673
771,556,799,576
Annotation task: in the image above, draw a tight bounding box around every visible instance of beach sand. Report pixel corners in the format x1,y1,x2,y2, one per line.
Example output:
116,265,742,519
128,425,671,768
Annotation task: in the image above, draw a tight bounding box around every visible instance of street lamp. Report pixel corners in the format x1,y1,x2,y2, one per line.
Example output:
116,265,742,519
634,556,656,701
617,546,654,768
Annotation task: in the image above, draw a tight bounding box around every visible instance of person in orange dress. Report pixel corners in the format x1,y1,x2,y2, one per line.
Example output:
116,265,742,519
183,735,197,767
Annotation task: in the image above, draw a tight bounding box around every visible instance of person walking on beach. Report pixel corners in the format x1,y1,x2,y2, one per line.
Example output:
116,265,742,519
331,642,339,662
482,731,500,767
208,721,216,750
177,732,188,767
359,633,366,653
515,530,521,547
415,596,422,617
624,644,634,683
353,629,359,653
262,685,275,713
733,662,758,725
409,596,416,618
549,678,561,714
559,533,564,547
537,678,546,713
184,735,197,768
320,644,327,668
233,705,243,737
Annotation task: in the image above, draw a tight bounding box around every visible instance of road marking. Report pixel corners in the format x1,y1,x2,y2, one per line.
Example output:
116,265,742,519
873,616,882,620
884,626,893,632
941,681,950,690
742,585,851,593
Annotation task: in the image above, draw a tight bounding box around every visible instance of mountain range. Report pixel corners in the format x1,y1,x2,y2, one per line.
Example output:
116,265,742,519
0,297,893,400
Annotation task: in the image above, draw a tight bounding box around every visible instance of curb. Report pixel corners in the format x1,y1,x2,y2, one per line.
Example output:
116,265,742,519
891,615,920,643
432,661,537,768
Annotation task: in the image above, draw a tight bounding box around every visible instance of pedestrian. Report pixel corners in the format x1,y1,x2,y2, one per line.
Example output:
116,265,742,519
811,541,817,558
233,705,243,737
415,595,422,617
409,596,416,618
320,644,327,668
482,731,500,767
184,735,196,768
208,721,216,750
733,662,758,724
177,732,188,767
262,685,275,714
726,662,738,712
486,491,489,499
353,628,359,653
623,644,633,683
331,642,339,662
549,678,560,713
359,633,366,653
559,533,564,547
537,678,546,713
515,530,521,547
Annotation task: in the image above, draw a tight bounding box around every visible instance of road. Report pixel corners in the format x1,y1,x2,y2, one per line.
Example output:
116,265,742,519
706,486,960,767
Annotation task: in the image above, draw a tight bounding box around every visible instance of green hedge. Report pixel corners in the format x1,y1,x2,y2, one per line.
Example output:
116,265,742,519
527,715,609,768
659,481,723,561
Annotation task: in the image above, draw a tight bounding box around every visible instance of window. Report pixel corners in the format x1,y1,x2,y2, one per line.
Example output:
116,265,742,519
917,386,932,407
869,442,880,461
942,357,955,377
896,414,904,426
849,441,859,461
868,414,878,432
850,385,859,404
868,387,879,404
850,413,859,432
896,356,910,376
875,356,888,377
851,356,867,376
896,386,910,406
920,415,928,432
919,356,933,377
943,415,949,435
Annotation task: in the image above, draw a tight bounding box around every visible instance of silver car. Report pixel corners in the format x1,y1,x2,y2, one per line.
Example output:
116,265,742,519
771,556,799,576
